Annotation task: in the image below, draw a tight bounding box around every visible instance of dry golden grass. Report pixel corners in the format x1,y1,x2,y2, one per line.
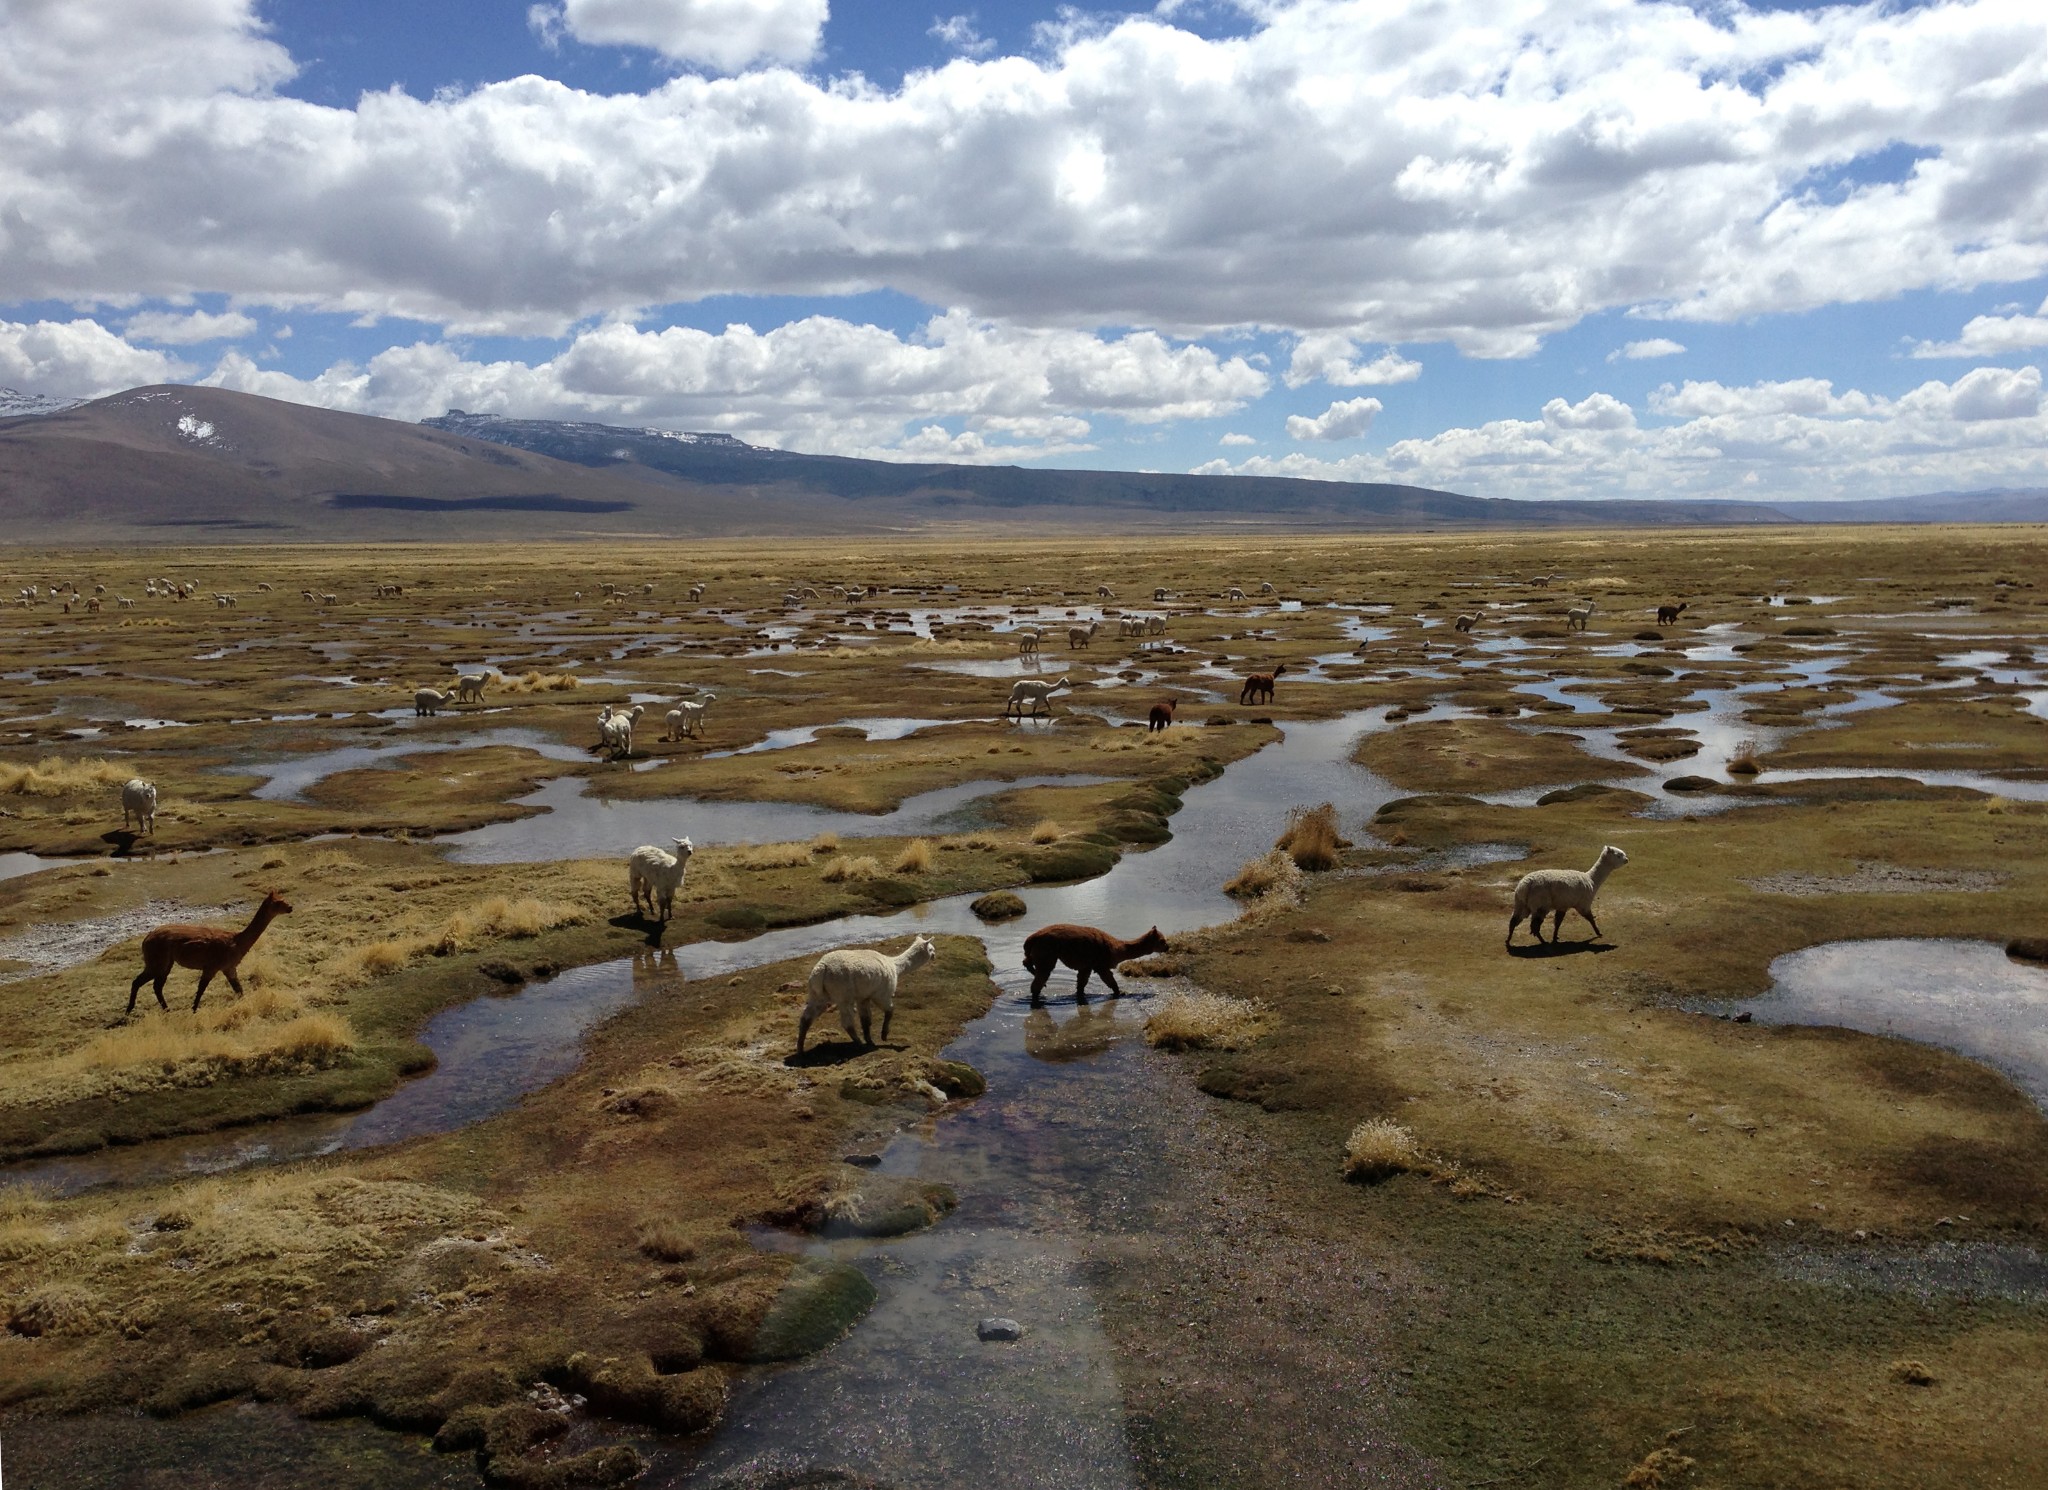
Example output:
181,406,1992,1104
809,831,840,853
498,670,582,693
1143,990,1269,1051
324,895,586,984
892,838,935,874
1275,801,1343,871
1223,847,1303,902
0,757,134,797
65,1008,356,1078
1342,1119,1431,1183
734,842,812,870
1029,818,1064,844
820,855,883,883
1727,736,1762,775
634,1216,697,1262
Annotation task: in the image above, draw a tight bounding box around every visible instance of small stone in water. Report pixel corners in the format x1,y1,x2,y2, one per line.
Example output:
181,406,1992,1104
845,1153,883,1168
978,1317,1024,1342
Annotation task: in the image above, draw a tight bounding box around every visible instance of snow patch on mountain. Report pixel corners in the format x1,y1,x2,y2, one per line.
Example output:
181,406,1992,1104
0,387,81,419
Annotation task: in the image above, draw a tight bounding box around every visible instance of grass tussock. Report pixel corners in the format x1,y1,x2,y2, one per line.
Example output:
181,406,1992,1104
67,1008,357,1080
820,855,883,883
891,838,935,874
1343,1119,1431,1183
1275,801,1344,871
1727,736,1763,775
735,842,812,870
326,896,586,984
635,1217,698,1263
1144,990,1270,1051
1029,818,1064,844
0,756,134,797
1223,847,1304,903
499,670,582,693
809,831,840,853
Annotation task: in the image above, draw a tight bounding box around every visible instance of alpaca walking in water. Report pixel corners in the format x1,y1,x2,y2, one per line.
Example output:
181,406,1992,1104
127,890,293,1015
1022,923,1169,1001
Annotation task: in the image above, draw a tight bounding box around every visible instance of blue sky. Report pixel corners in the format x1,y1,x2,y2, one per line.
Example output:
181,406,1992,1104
2,0,2045,500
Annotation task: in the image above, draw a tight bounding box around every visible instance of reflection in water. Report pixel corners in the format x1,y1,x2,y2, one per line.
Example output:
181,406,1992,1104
1737,939,2048,1111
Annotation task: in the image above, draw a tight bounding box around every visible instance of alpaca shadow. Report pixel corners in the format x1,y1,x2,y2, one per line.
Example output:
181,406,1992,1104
101,829,141,857
1507,939,1615,959
607,911,668,947
783,1041,904,1070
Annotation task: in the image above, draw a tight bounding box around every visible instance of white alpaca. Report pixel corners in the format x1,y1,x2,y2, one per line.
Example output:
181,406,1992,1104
1258,581,1276,594
1018,629,1041,656
599,705,638,757
1119,616,1145,638
628,837,694,921
1067,620,1100,649
664,694,715,739
414,687,451,716
1145,615,1167,636
688,583,706,601
798,935,937,1053
1565,601,1596,631
452,671,489,704
1507,846,1628,946
1226,586,1246,601
1006,675,1070,719
1096,584,1116,598
121,778,158,835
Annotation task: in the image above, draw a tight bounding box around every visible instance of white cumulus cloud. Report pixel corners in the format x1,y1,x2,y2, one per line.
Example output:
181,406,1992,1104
528,0,826,71
198,309,1266,461
124,308,258,344
1609,338,1685,361
0,318,189,398
1219,431,1256,446
1911,296,2048,358
1284,335,1423,388
1285,396,1382,441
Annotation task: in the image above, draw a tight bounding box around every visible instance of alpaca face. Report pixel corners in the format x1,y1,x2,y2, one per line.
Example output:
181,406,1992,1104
672,836,694,860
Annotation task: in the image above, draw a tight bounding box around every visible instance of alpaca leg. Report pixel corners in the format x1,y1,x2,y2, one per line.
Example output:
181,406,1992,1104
191,968,216,1012
1506,909,1524,946
1027,959,1052,1000
1100,967,1123,998
127,968,151,1017
1581,908,1602,940
224,967,244,995
859,1002,874,1046
839,1001,862,1046
153,971,171,1011
1074,966,1092,1001
880,1004,893,1042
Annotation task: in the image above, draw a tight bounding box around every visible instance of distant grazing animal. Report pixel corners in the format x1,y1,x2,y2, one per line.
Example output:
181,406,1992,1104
256,582,273,592
1119,616,1145,638
1068,620,1100,649
1507,845,1628,947
627,837,694,922
1006,675,1070,719
452,671,489,704
1226,586,1246,601
1145,615,1167,636
1258,581,1276,595
798,935,937,1053
126,890,292,1016
121,777,158,835
1096,585,1116,598
1454,613,1479,632
1153,587,1172,602
1656,602,1688,626
84,596,101,613
413,687,451,716
1022,923,1169,1001
1018,628,1041,656
688,583,706,601
1565,600,1596,631
1240,664,1287,705
1148,698,1177,732
664,694,714,739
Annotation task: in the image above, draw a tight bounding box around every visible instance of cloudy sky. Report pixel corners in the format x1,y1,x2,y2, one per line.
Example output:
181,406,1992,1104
2,0,2045,501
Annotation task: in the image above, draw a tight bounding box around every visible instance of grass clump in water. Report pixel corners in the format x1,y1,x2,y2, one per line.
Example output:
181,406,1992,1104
971,891,1027,921
1224,847,1303,903
1275,801,1344,871
1727,736,1763,776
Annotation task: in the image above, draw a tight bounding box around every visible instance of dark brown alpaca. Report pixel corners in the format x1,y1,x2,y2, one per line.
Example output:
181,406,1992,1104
1656,602,1688,625
1239,663,1287,705
127,890,293,1016
1023,923,1169,1001
1147,698,1177,732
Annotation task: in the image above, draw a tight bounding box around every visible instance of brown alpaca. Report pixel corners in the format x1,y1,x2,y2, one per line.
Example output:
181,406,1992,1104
1656,602,1688,625
127,890,293,1016
1147,698,1177,732
1022,923,1169,1001
1239,663,1287,705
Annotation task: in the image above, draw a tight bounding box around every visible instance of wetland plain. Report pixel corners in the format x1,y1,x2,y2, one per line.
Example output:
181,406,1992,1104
1,527,2045,1489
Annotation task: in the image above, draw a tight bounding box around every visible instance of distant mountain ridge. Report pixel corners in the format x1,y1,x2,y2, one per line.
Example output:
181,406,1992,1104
0,385,2042,540
420,409,1783,527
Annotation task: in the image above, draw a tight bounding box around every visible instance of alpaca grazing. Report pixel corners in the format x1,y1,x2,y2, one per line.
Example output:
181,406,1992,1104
1148,698,1177,732
413,687,451,716
1507,845,1628,946
1240,663,1288,705
127,890,293,1015
1454,613,1479,632
1023,923,1169,1001
799,935,937,1053
1656,602,1688,626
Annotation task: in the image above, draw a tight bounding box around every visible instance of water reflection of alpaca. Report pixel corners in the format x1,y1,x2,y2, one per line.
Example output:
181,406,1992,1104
631,946,679,982
1023,1002,1127,1065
